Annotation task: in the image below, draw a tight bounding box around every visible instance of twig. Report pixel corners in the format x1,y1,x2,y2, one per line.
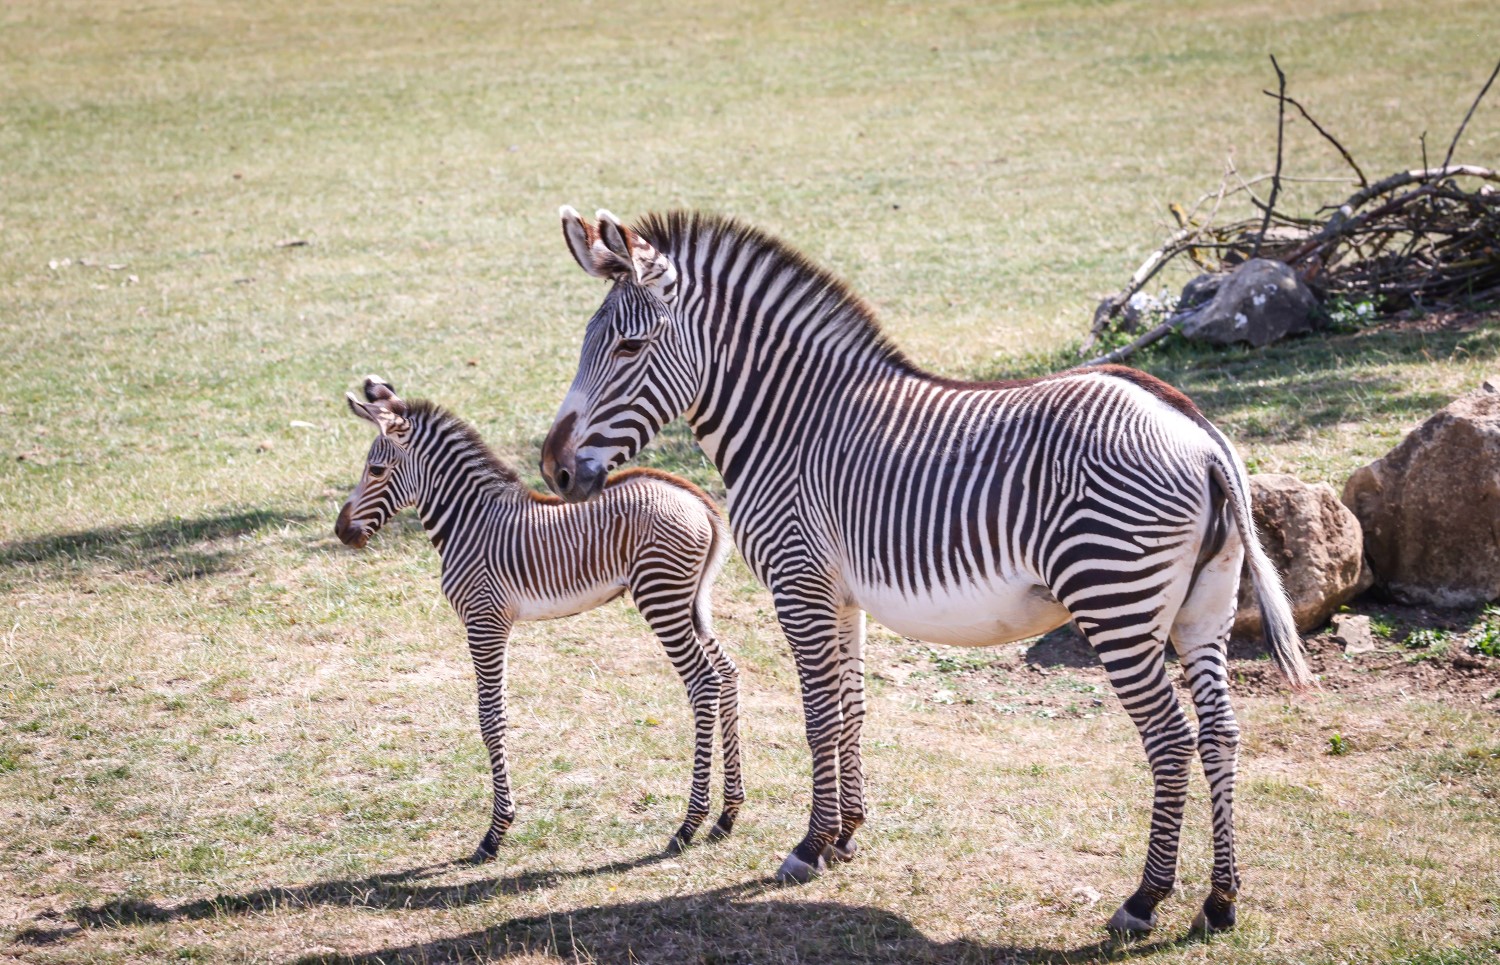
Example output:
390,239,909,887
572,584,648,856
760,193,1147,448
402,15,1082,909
1262,89,1367,188
1442,58,1500,171
1250,55,1287,261
1081,315,1188,367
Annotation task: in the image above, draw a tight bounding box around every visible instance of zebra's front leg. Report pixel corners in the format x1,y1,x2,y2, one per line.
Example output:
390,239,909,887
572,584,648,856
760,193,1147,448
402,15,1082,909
702,635,745,842
466,617,515,863
830,607,867,863
770,581,846,884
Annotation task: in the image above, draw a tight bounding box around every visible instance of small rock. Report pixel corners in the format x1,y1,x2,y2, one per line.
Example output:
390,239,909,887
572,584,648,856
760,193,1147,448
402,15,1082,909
257,440,274,452
1177,259,1319,348
1069,884,1103,907
1330,614,1375,655
1453,653,1486,671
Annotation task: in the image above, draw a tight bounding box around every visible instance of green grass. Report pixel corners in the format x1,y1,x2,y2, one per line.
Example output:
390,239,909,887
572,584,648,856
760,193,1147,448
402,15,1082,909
4,1,1500,962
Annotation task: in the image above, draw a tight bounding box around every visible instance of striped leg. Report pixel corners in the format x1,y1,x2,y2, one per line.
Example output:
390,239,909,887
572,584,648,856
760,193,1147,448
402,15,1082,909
467,616,515,863
1072,605,1194,934
1172,533,1245,933
771,577,846,884
702,633,746,841
635,567,721,854
830,607,866,862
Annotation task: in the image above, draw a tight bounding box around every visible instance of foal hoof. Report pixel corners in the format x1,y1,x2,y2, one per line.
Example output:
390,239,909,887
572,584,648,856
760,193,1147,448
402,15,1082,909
774,850,826,885
705,810,738,842
468,843,498,865
828,840,858,863
1106,904,1157,936
1191,894,1237,934
664,833,691,856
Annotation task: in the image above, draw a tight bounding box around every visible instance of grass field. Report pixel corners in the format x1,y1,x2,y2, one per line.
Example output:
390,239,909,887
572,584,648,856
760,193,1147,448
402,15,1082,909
3,1,1499,962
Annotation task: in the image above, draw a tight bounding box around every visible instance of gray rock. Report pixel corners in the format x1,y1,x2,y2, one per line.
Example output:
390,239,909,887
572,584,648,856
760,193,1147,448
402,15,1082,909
1342,378,1500,607
1233,474,1373,639
1330,613,1375,655
1177,259,1319,348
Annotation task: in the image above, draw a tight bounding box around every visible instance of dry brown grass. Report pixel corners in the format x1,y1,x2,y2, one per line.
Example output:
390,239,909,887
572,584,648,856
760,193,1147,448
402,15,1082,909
3,0,1499,962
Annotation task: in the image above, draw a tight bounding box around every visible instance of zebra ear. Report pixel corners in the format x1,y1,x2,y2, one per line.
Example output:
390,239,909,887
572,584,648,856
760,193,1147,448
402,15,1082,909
561,205,630,279
597,209,678,296
346,392,409,436
363,375,396,403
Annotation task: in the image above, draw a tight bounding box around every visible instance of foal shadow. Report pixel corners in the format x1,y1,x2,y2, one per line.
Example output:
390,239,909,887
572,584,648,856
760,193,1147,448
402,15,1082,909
12,852,673,946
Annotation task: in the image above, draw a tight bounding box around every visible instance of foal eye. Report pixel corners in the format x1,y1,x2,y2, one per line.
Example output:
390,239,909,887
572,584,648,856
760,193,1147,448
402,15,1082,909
369,466,388,478
615,338,648,356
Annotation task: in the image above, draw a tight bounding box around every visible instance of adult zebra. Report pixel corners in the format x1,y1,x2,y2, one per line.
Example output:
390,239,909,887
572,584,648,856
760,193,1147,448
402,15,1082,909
539,209,1313,935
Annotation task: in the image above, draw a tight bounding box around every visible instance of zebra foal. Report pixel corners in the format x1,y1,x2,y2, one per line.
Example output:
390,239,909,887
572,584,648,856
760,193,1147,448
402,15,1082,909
336,376,742,860
540,209,1315,935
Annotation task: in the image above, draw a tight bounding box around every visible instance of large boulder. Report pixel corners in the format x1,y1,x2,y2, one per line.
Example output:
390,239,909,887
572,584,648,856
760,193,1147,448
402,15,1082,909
1233,474,1372,638
1177,259,1319,348
1342,379,1500,607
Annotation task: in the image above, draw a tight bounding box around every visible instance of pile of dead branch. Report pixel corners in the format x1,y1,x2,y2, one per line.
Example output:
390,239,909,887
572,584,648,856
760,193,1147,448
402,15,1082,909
1084,58,1500,366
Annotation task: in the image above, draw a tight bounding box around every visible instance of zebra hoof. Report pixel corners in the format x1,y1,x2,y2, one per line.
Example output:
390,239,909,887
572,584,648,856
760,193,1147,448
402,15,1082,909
1106,904,1157,935
705,811,737,842
774,850,825,885
664,833,691,856
468,843,499,865
828,840,858,863
1192,893,1237,933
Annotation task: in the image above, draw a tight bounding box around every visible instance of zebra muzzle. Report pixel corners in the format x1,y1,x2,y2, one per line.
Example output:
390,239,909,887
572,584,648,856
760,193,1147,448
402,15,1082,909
334,504,371,548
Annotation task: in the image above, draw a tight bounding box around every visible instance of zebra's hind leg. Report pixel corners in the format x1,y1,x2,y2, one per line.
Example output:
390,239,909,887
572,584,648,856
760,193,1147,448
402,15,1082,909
635,568,720,855
701,634,745,842
830,607,867,862
1073,609,1194,935
1171,532,1245,934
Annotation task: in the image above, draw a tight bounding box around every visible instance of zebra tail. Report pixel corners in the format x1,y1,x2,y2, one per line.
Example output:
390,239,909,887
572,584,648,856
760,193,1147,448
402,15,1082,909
691,501,731,641
1208,452,1317,691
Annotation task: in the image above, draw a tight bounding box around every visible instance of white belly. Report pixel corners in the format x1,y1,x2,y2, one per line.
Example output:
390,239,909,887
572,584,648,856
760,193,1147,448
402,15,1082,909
848,573,1071,647
511,581,627,623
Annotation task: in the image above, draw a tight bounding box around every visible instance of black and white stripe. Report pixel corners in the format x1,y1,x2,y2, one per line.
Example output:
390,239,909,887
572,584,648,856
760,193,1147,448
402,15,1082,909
541,211,1313,934
338,376,741,860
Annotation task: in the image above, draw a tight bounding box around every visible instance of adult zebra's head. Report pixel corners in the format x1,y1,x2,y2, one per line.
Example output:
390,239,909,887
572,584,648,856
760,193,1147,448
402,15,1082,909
336,376,418,548
541,206,694,502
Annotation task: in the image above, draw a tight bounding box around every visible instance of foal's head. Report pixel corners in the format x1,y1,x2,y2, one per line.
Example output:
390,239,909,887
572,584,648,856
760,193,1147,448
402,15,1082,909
336,376,418,549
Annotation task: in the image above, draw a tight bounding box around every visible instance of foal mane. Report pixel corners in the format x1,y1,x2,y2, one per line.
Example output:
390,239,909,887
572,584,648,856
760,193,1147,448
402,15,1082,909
404,400,526,488
631,210,913,368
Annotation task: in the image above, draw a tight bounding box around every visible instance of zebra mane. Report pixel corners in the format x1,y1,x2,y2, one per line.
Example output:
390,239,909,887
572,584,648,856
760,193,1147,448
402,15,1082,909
631,210,913,367
402,399,524,487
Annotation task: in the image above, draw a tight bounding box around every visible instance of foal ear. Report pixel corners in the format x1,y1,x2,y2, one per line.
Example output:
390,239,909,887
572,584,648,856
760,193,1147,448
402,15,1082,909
362,375,409,416
346,392,409,435
596,209,678,296
560,205,630,279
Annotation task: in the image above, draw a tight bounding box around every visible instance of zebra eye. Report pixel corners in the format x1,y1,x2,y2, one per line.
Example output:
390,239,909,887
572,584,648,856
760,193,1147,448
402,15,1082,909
615,338,648,357
369,465,388,478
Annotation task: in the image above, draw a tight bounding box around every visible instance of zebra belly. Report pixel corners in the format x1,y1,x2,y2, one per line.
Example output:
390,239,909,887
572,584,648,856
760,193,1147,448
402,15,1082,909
850,575,1071,648
511,581,627,623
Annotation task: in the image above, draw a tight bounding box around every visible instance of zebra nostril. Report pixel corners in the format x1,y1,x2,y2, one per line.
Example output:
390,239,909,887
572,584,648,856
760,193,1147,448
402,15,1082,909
555,467,572,493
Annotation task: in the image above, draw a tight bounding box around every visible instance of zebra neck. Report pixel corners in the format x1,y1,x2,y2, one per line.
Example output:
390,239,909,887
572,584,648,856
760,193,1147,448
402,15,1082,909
407,444,517,555
683,304,906,489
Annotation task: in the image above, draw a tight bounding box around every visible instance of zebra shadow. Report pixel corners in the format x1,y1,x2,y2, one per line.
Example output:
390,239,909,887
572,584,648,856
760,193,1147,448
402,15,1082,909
0,507,314,585
292,878,1191,964
15,857,1191,963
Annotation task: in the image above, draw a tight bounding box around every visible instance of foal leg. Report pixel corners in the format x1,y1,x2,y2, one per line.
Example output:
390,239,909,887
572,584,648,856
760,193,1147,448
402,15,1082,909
830,607,867,862
634,562,720,854
701,632,746,841
1172,534,1246,933
466,616,515,863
